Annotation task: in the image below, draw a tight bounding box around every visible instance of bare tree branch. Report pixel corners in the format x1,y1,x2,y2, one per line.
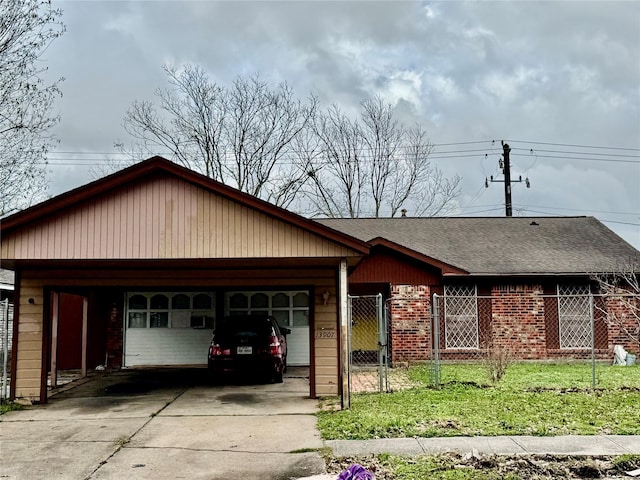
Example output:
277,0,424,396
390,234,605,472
119,66,317,207
303,96,460,218
591,259,640,351
0,0,65,215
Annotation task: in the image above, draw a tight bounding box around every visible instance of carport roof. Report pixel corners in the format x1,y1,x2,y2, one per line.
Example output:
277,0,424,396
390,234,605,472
1,156,370,256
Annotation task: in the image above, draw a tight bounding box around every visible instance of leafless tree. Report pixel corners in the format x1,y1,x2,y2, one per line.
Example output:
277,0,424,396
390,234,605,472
303,96,460,218
120,65,317,208
0,0,64,215
592,261,640,351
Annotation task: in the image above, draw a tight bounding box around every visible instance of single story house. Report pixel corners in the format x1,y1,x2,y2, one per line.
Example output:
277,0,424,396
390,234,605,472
1,157,369,403
2,156,638,403
319,217,640,363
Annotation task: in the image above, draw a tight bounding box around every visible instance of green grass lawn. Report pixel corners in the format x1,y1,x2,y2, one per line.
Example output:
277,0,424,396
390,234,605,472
318,363,640,440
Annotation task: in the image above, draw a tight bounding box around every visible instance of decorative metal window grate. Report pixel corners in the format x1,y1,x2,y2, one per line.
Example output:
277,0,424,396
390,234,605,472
558,284,591,349
444,285,478,349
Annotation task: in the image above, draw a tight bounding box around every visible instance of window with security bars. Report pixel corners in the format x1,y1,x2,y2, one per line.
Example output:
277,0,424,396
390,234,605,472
557,284,591,349
444,284,479,349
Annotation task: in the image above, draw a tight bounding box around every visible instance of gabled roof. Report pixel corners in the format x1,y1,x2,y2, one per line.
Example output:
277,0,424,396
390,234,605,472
317,217,640,276
1,156,369,255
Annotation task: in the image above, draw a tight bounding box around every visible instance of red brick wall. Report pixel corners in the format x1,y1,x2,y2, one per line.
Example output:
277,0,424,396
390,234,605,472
603,295,640,353
388,285,432,363
490,284,547,360
387,282,638,363
106,302,123,369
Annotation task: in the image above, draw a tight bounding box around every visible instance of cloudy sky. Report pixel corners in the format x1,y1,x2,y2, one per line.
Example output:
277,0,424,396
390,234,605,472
43,1,639,248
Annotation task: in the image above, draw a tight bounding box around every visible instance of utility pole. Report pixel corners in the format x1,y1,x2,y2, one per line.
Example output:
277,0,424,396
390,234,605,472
485,141,530,217
503,142,513,216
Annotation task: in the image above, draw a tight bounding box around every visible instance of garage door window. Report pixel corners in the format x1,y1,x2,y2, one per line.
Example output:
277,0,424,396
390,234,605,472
225,291,309,327
127,292,215,329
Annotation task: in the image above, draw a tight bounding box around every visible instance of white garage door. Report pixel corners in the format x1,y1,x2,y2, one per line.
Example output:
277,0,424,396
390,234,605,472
124,292,215,367
225,290,310,366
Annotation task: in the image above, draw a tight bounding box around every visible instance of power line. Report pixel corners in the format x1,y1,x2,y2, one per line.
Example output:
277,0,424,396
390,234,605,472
505,139,640,152
519,209,640,227
511,147,640,159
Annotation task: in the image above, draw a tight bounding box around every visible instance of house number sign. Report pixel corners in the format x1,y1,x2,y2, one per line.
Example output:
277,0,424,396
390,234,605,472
315,329,337,339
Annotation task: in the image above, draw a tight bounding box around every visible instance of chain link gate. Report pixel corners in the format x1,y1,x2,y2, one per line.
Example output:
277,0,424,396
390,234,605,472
348,294,389,393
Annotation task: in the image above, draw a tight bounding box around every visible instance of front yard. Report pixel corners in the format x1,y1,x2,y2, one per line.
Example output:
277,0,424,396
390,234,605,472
318,363,640,440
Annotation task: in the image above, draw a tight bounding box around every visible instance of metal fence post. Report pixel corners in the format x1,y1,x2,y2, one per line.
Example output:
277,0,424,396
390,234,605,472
432,293,441,388
376,293,385,392
590,293,596,388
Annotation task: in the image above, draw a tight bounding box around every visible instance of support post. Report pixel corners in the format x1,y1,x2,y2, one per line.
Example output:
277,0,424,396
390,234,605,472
50,292,59,389
339,258,350,410
81,297,88,378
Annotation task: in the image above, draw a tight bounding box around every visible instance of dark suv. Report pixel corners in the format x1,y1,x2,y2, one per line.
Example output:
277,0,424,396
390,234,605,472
207,315,290,383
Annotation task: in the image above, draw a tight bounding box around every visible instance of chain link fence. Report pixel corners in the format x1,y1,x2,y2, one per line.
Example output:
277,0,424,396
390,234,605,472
431,291,639,389
348,288,638,397
1,299,14,401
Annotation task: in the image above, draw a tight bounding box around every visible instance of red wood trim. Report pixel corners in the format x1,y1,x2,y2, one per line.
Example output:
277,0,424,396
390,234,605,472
39,288,51,404
543,283,560,350
368,237,467,275
81,297,88,377
49,292,59,394
308,285,316,399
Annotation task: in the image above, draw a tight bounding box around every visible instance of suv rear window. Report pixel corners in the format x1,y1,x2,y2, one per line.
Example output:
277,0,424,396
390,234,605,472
217,316,277,338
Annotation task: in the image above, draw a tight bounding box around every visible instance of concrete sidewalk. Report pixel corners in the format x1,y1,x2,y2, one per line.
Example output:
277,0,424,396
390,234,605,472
325,435,640,457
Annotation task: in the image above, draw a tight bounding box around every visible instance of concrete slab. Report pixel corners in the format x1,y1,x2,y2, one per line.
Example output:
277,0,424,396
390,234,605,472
0,417,148,442
510,435,630,455
163,384,319,416
127,414,324,452
0,393,179,420
605,435,640,453
88,448,326,480
0,440,116,480
326,438,424,456
418,436,526,455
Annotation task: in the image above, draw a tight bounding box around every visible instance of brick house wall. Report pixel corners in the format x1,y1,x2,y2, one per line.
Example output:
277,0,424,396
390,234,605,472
386,281,639,363
106,302,123,369
388,285,432,364
490,284,547,360
603,294,640,353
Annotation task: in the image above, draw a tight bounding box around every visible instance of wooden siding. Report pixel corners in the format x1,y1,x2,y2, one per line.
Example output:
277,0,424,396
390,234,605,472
14,279,44,400
14,267,340,401
1,176,360,261
349,251,441,285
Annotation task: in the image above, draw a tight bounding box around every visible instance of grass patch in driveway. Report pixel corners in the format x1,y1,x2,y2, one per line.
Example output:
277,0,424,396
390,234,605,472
0,401,22,415
318,363,640,440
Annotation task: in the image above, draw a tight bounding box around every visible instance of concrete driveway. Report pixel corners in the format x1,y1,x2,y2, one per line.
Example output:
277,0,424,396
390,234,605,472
0,368,327,479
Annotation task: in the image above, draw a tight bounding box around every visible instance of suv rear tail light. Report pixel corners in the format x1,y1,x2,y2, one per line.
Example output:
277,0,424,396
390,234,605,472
268,336,283,355
210,344,225,356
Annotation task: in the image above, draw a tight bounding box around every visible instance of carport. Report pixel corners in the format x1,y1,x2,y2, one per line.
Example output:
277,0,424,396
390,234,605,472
1,157,368,403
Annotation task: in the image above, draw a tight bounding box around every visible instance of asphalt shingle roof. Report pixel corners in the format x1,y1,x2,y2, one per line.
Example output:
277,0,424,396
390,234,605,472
316,217,639,275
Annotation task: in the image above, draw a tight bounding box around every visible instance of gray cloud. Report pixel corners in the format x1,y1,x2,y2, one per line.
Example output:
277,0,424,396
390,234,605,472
44,0,639,248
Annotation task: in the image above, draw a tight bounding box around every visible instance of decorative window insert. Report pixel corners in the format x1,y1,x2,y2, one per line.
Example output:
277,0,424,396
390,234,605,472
126,292,215,329
557,284,591,349
444,284,479,349
225,291,309,327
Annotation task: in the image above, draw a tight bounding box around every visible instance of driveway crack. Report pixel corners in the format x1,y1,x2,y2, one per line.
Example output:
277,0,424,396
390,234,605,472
83,388,188,480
